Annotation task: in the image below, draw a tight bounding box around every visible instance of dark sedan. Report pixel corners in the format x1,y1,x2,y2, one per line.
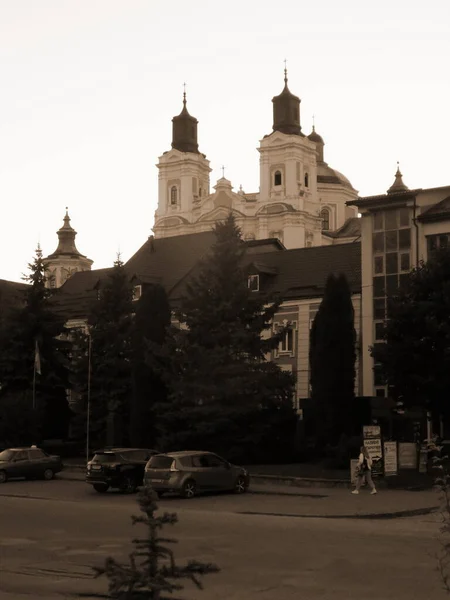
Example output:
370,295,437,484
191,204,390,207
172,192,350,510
0,446,63,483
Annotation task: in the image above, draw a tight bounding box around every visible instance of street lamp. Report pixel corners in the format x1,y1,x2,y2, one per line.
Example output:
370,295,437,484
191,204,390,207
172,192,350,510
85,327,92,467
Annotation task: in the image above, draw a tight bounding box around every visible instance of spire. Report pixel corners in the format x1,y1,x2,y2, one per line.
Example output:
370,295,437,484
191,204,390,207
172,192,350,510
307,117,325,161
387,162,409,194
272,63,303,136
171,83,199,154
48,208,83,257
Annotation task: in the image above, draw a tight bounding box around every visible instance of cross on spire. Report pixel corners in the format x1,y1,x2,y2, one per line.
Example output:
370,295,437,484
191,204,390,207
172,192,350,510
221,165,226,178
312,114,315,131
284,58,288,84
183,82,187,105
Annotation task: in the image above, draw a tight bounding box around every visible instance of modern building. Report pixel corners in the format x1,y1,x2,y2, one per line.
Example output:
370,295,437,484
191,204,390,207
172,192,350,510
348,166,450,399
153,70,359,249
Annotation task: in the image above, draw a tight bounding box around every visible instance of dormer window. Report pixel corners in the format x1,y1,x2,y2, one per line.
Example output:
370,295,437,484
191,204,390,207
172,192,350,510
320,208,330,231
170,186,178,205
132,284,142,302
304,172,309,188
274,171,282,186
248,274,259,292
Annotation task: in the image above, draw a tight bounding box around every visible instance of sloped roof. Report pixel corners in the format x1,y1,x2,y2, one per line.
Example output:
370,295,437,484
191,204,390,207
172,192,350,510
0,279,28,323
323,217,361,239
417,195,450,223
171,242,361,302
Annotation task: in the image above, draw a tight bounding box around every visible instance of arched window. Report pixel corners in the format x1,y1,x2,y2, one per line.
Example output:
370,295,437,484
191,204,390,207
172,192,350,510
304,172,309,188
170,186,178,205
320,208,330,231
274,170,282,186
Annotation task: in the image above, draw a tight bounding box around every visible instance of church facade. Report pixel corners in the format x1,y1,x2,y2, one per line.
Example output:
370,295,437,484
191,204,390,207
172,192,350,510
153,70,360,249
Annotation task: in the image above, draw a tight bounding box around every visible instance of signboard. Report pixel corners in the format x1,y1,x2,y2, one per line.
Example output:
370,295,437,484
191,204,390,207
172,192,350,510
350,459,359,484
363,425,383,478
383,441,398,476
363,425,381,439
419,443,428,474
398,442,418,469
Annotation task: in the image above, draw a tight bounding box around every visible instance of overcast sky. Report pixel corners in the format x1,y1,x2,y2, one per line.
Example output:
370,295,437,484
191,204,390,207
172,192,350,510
1,0,449,282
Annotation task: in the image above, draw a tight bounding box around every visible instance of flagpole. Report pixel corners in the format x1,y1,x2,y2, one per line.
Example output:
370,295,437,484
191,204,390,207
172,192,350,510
86,329,92,466
32,356,36,410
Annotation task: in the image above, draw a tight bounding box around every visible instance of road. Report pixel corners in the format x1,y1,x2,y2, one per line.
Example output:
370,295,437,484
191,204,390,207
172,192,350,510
0,478,448,600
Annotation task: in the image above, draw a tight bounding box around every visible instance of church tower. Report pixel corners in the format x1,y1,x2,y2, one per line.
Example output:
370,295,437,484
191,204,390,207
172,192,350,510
153,89,211,233
43,210,93,288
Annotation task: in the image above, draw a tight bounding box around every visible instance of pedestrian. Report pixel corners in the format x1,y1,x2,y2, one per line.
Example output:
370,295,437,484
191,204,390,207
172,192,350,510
351,445,377,495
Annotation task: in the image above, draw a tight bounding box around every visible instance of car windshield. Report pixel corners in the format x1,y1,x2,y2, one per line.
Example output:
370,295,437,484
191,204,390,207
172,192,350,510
0,450,15,461
92,453,120,463
147,455,174,469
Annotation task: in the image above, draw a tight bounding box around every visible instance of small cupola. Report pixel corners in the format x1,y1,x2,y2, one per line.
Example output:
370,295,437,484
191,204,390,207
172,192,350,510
49,209,82,257
272,66,303,136
387,163,409,194
307,123,325,162
171,88,199,154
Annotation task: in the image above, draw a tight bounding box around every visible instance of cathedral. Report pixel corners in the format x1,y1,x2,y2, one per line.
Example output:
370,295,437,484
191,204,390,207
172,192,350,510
153,68,360,248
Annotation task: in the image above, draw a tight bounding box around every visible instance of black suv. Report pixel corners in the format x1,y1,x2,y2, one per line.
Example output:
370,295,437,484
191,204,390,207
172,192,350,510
86,448,158,493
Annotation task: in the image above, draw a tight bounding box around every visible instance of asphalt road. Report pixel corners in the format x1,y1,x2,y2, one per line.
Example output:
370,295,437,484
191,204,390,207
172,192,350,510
0,478,448,600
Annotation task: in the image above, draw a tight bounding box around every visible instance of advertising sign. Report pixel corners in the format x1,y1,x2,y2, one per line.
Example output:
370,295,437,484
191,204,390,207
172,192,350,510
398,442,418,469
363,425,383,478
383,441,398,476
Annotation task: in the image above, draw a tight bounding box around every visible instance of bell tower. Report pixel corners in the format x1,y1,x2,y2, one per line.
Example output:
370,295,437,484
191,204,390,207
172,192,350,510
154,87,211,225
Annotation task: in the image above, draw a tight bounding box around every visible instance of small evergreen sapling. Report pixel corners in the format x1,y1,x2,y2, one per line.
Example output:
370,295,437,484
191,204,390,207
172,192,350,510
93,487,219,599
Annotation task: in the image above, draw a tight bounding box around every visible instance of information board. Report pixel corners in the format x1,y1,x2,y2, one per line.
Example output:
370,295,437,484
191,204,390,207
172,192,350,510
398,442,418,469
383,441,398,476
363,425,383,478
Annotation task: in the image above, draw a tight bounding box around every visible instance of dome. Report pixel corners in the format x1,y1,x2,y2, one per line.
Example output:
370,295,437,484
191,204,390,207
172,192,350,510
171,91,199,154
307,126,324,145
271,67,303,136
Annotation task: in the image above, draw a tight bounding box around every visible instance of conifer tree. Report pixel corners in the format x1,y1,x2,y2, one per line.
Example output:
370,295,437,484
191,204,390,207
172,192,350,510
309,273,356,446
0,245,72,441
92,487,219,599
155,214,296,462
129,284,171,448
87,255,135,447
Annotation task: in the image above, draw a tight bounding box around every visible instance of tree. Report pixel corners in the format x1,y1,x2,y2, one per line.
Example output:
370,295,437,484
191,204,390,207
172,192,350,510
371,248,450,425
91,487,219,599
129,284,171,448
0,245,72,441
86,255,135,447
155,214,296,463
309,273,357,446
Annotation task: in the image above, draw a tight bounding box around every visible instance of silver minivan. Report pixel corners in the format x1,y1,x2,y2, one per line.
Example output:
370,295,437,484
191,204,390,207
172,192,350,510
144,450,250,498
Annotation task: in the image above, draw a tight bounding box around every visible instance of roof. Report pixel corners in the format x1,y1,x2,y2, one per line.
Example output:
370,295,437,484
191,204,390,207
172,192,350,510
0,278,28,323
417,195,450,223
171,241,361,302
347,189,420,208
323,217,361,239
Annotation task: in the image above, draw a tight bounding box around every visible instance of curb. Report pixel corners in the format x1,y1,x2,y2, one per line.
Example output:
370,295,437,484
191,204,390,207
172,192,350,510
238,506,440,520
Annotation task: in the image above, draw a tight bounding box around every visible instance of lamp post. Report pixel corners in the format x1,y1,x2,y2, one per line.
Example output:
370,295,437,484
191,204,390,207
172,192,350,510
86,327,92,467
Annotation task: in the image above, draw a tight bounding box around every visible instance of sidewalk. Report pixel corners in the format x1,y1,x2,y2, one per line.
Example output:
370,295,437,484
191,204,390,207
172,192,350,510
58,467,441,519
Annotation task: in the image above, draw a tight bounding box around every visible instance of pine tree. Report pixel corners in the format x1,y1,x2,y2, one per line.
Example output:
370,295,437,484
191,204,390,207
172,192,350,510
129,284,171,448
155,214,296,462
0,245,72,441
309,273,356,446
92,487,219,599
86,255,135,447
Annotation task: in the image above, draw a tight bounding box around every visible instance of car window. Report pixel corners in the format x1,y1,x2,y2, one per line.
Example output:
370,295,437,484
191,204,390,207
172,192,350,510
92,453,117,463
14,451,28,461
147,455,174,469
125,450,148,461
28,449,45,460
192,455,209,468
0,450,15,461
178,456,193,468
205,454,227,468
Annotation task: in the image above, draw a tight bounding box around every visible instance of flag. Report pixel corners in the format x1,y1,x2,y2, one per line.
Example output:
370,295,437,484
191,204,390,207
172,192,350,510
34,340,41,375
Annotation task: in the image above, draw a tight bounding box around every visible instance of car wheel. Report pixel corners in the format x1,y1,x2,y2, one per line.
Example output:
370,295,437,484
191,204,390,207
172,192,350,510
181,479,196,499
43,468,54,481
234,476,247,494
119,476,137,494
93,483,109,493
0,470,7,484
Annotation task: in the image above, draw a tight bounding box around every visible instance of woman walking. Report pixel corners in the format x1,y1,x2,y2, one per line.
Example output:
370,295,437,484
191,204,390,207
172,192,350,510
352,445,377,495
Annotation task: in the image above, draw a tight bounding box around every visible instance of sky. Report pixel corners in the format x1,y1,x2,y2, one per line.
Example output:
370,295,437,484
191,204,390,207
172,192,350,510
1,0,449,282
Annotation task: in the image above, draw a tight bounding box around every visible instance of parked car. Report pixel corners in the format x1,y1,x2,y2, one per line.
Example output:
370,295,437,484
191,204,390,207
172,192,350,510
86,447,159,494
0,446,63,483
144,451,250,498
